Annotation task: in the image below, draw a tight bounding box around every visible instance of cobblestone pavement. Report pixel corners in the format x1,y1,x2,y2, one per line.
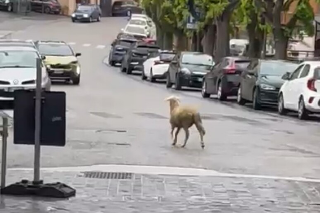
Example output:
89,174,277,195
1,170,320,212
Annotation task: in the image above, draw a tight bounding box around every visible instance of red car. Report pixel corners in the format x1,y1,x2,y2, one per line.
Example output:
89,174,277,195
142,38,156,45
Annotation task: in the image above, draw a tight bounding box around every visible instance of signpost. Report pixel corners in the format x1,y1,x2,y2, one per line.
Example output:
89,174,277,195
1,58,74,198
186,14,198,30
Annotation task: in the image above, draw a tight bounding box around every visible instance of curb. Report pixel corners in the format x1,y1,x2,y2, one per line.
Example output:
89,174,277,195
0,31,13,39
8,164,320,183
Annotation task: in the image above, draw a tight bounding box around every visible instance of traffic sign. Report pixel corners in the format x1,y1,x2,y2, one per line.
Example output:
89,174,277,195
186,14,197,29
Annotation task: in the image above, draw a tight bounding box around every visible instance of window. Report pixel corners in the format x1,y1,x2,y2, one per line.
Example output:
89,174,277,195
299,64,310,78
181,53,213,66
0,50,39,68
260,61,298,76
290,65,304,80
38,44,74,56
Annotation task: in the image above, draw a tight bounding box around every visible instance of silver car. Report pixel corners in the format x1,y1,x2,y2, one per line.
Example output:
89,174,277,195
0,46,51,101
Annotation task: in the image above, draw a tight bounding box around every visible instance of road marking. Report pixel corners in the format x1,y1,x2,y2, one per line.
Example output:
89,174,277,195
68,42,76,45
96,45,105,49
83,43,91,47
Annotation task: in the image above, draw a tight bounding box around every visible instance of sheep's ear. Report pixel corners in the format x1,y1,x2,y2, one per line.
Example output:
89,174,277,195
164,97,171,102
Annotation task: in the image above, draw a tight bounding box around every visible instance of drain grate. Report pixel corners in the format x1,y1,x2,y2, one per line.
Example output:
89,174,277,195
135,112,167,119
82,172,133,179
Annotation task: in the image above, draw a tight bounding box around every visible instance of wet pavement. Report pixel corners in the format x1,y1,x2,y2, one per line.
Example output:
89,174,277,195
2,169,320,212
0,14,320,212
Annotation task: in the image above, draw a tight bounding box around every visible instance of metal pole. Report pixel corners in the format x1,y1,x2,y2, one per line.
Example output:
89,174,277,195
1,117,8,189
34,58,42,183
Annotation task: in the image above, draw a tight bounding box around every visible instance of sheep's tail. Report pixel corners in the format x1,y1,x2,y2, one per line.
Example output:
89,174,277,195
194,112,205,135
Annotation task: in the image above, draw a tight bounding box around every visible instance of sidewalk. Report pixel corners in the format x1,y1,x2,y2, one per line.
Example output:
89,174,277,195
1,166,320,212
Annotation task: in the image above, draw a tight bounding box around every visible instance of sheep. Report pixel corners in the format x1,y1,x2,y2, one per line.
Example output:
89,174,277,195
165,95,206,149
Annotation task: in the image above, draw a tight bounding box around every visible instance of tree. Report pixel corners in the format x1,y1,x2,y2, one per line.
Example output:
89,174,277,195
255,0,318,59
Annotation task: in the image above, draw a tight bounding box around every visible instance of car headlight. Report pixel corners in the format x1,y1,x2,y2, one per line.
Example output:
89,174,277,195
260,84,276,90
180,68,191,75
83,14,89,18
71,13,75,17
76,66,80,74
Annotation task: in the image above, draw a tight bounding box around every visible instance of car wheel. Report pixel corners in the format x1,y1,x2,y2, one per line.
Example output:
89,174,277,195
201,80,210,98
237,86,246,105
217,81,227,101
97,15,101,22
44,6,51,14
166,72,173,88
72,18,75,22
109,61,115,66
141,70,147,80
252,87,261,110
72,75,80,85
298,97,309,120
150,69,156,82
175,74,182,90
278,93,288,115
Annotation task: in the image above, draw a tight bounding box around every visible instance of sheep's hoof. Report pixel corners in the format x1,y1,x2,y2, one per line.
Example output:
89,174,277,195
172,142,176,146
201,144,205,149
181,144,186,148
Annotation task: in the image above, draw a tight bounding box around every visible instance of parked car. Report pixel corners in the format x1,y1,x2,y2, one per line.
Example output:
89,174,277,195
31,0,61,14
0,0,13,12
109,37,137,66
0,46,51,103
142,50,176,82
121,24,149,39
127,17,153,35
166,52,214,90
278,61,320,120
71,4,101,22
121,42,160,74
112,0,142,17
237,59,298,110
201,56,251,100
35,40,81,85
0,39,37,50
142,38,156,45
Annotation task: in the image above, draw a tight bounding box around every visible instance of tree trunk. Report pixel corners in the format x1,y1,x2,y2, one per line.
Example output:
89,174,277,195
215,12,231,61
201,24,216,56
163,32,173,50
246,22,263,58
174,31,187,51
156,26,164,49
274,29,289,60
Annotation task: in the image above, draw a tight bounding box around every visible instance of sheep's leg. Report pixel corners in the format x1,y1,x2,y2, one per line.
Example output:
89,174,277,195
195,123,205,149
172,127,180,146
181,127,189,148
170,124,175,139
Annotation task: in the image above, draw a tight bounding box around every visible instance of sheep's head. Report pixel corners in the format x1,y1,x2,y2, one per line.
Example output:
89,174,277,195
165,95,180,110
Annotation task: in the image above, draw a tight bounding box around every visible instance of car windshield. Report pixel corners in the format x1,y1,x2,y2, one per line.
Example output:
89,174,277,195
182,53,213,66
314,67,320,79
76,6,92,12
118,40,135,47
260,61,298,76
0,50,38,68
160,53,175,61
235,60,251,69
129,19,146,26
125,26,145,35
38,44,73,56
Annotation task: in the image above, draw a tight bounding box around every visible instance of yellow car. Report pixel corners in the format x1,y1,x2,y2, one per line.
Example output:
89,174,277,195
35,40,81,85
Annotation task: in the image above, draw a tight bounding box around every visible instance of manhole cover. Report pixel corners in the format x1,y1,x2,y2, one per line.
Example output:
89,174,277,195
82,172,133,179
135,112,167,119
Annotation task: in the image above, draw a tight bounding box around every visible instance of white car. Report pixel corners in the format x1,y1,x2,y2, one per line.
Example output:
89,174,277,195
128,17,153,35
142,51,176,82
121,24,149,39
278,61,320,120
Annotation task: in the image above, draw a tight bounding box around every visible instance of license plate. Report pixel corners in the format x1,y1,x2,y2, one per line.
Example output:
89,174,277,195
7,87,23,92
131,62,138,65
198,78,203,81
143,56,147,59
54,70,64,74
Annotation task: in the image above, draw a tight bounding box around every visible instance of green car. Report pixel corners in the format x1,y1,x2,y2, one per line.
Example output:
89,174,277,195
35,40,81,85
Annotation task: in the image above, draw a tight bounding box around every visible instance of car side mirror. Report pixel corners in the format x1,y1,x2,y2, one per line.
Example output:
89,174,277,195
281,72,291,80
41,55,46,60
75,53,81,57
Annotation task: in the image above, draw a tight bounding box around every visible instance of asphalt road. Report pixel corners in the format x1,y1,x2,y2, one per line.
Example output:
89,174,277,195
2,14,320,180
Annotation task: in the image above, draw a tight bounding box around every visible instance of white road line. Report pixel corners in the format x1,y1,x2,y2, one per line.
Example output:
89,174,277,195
96,45,105,49
68,42,76,45
83,43,91,47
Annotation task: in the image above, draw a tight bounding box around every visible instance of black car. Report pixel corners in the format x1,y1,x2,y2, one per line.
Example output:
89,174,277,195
121,42,160,74
201,56,252,100
237,59,299,110
112,0,143,17
71,4,101,22
108,37,137,66
166,52,214,90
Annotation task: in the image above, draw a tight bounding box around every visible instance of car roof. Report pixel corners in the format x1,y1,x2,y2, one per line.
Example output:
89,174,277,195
126,24,146,29
130,17,147,21
181,51,211,56
36,40,68,45
0,46,38,51
300,61,320,65
259,59,296,64
225,56,251,60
